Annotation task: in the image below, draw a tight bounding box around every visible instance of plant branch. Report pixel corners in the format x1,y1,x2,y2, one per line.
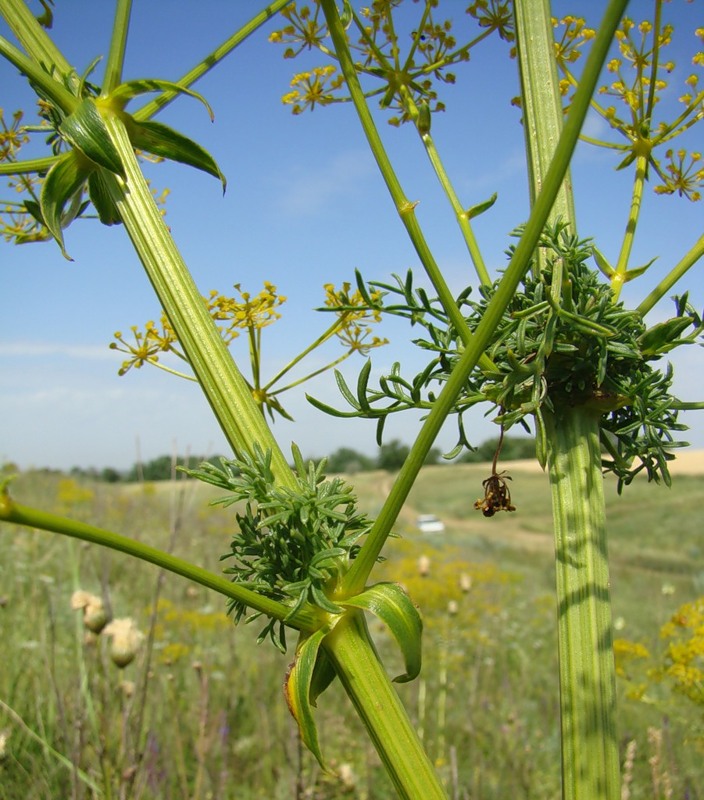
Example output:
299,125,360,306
0,488,318,631
133,0,293,123
325,612,448,800
0,34,76,115
99,111,297,490
611,153,647,300
637,232,704,316
319,0,496,374
0,155,58,176
0,0,73,80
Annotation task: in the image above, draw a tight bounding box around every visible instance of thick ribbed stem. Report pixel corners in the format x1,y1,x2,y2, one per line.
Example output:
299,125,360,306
545,407,620,800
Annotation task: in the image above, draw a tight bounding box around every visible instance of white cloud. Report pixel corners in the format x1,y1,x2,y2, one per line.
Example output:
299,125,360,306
275,149,375,217
0,341,114,360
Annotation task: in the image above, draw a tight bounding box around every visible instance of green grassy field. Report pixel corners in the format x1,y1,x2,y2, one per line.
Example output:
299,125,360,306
1,464,702,799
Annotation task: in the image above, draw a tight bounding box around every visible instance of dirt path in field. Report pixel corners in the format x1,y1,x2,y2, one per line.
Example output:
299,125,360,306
387,450,704,554
379,470,556,553
493,449,704,476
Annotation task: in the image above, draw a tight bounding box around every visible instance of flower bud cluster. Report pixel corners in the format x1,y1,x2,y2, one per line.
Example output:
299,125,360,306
71,590,144,668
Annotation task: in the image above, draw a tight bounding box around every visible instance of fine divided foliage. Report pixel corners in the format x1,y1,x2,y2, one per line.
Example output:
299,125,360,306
184,445,372,651
312,223,702,489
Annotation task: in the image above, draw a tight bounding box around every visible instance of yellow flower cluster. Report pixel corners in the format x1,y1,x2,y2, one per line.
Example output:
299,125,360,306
0,109,29,161
282,66,344,115
323,281,388,355
552,16,596,69
111,283,286,376
268,3,327,60
654,148,704,201
209,281,286,332
554,13,703,202
0,109,49,244
658,597,704,704
467,1,514,43
597,18,673,112
613,637,650,682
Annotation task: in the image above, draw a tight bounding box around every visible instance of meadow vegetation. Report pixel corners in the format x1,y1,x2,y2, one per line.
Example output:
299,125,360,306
2,1,703,797
1,463,702,799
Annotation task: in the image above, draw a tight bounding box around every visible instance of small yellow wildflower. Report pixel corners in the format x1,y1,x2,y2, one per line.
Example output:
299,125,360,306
283,66,343,115
613,637,650,678
0,109,29,161
110,325,166,374
323,281,388,355
654,149,704,201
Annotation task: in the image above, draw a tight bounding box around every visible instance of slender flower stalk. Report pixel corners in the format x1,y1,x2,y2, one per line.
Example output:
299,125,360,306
637,231,704,316
403,91,491,286
262,313,359,393
612,154,647,301
133,0,294,123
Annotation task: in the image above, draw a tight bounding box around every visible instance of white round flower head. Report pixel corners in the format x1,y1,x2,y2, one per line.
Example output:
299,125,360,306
103,618,145,668
71,590,109,633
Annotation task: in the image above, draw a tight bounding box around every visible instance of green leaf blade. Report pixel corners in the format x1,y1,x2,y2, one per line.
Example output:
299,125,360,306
60,99,125,176
342,582,422,683
127,118,226,190
284,628,330,768
40,150,91,257
110,78,215,121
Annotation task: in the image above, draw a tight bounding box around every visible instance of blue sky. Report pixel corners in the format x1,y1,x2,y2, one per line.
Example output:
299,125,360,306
1,1,703,471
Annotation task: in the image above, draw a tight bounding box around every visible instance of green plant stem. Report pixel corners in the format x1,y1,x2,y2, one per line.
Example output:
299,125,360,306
103,0,132,93
0,698,103,796
544,407,620,800
637,231,704,316
133,0,293,123
319,0,496,375
405,92,491,286
611,153,647,301
342,0,627,596
514,0,576,273
0,491,319,632
0,34,76,116
262,315,347,392
0,0,73,81
0,155,58,176
99,110,296,490
324,612,448,800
